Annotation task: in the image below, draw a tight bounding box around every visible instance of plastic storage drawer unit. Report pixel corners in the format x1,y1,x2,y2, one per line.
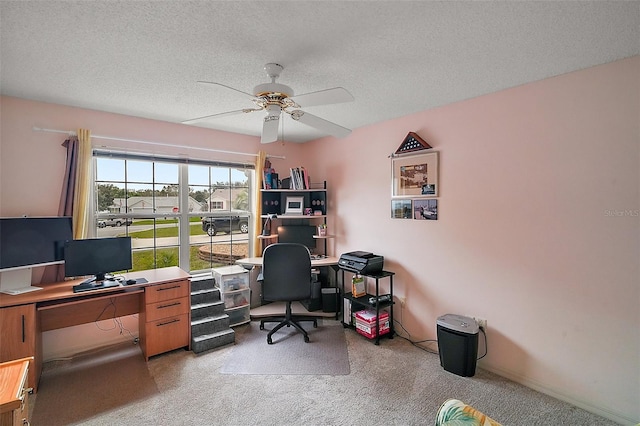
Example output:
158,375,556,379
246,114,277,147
436,314,479,377
212,265,249,292
227,306,250,326
223,288,250,309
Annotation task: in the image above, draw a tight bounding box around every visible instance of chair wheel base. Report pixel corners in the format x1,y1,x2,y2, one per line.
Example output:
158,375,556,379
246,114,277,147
267,337,273,344
304,335,310,343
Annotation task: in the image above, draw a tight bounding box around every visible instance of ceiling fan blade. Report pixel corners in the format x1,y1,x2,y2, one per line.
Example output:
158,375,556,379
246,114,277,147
261,114,280,144
196,81,254,98
290,87,354,108
289,110,351,138
181,108,257,124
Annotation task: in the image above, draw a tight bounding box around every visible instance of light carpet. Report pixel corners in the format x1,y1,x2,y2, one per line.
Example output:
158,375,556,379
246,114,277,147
220,319,350,375
31,344,159,426
28,323,622,425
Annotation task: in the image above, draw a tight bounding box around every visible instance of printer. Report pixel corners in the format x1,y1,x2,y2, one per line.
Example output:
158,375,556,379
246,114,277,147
338,251,384,275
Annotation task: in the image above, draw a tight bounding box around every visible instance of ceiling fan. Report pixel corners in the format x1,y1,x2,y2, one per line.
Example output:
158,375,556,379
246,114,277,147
182,63,355,143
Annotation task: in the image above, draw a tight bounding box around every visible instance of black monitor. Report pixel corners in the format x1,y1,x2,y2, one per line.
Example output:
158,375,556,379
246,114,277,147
0,216,73,294
276,225,316,252
64,237,132,289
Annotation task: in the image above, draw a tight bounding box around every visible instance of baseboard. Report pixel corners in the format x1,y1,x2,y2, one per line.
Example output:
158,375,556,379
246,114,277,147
481,363,636,425
43,333,139,362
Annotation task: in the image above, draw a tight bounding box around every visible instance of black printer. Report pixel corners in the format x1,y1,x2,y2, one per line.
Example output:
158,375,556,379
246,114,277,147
338,251,384,275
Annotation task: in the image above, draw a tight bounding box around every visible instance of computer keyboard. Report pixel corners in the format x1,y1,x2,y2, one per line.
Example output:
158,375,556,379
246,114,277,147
72,279,120,293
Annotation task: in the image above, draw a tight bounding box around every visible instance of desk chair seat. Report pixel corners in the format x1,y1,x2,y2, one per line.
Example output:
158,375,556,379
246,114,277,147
259,243,317,344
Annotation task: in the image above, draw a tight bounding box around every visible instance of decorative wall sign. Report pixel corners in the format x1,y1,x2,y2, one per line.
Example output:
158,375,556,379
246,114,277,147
413,199,438,220
391,199,412,219
392,151,439,198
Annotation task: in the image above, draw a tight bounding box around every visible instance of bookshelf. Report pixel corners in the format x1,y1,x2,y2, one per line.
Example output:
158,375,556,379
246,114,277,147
259,181,332,256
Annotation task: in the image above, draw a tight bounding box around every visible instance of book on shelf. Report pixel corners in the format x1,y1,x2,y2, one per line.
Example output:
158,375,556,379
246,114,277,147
263,168,281,189
301,167,310,190
289,167,310,190
263,168,272,190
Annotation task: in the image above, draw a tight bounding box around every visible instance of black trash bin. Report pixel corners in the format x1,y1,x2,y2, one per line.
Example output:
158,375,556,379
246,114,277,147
436,314,479,377
321,287,339,312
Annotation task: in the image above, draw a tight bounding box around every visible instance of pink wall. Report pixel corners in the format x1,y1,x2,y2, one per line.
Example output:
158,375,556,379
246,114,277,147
1,56,638,423
306,57,639,424
0,97,310,216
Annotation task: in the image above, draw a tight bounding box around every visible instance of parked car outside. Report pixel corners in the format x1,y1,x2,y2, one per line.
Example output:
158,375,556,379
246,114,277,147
97,217,133,227
201,212,249,236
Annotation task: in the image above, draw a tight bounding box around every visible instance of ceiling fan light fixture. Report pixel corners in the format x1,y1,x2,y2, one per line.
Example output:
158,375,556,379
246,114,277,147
253,82,294,98
265,104,281,117
185,62,354,142
290,110,304,120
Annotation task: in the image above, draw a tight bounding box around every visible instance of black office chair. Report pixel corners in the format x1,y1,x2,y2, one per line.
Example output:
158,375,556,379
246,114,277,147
259,243,317,344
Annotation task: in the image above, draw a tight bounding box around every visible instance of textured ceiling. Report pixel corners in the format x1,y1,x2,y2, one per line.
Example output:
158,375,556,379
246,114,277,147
1,1,638,143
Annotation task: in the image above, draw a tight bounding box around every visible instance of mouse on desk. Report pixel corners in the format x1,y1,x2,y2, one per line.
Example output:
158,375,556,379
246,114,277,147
125,279,137,285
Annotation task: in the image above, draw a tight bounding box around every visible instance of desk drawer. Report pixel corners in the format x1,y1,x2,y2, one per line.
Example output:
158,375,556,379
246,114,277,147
144,313,190,357
145,296,189,322
145,280,189,303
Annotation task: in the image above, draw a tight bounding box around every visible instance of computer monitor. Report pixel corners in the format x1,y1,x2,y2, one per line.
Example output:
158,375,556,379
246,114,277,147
0,216,73,294
64,237,133,287
276,225,316,252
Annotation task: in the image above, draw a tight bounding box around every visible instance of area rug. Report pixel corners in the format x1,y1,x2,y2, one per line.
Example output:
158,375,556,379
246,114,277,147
220,319,350,375
31,343,159,426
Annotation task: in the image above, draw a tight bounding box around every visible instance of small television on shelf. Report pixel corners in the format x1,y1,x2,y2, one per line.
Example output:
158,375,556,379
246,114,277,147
64,236,132,292
0,216,73,294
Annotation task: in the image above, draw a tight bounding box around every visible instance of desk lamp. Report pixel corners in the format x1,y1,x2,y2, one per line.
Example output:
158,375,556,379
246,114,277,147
262,214,276,236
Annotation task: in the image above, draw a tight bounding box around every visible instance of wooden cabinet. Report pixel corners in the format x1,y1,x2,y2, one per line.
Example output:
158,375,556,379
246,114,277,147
0,357,31,426
0,305,39,390
140,278,191,360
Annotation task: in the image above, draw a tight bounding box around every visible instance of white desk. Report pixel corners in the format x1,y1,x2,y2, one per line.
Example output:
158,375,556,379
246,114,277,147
235,256,340,319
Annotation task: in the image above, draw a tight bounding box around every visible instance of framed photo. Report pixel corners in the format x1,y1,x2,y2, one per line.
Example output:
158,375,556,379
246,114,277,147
392,151,438,198
284,196,304,215
391,199,412,219
414,199,438,220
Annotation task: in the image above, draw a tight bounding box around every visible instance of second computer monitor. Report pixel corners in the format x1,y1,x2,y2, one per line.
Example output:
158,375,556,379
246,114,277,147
276,225,316,252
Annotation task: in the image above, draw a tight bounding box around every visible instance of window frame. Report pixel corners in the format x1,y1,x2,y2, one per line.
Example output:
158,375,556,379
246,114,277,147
93,150,255,273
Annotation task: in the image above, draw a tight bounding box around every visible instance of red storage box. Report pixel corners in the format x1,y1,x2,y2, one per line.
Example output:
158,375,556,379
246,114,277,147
354,309,390,339
354,309,389,324
355,319,390,339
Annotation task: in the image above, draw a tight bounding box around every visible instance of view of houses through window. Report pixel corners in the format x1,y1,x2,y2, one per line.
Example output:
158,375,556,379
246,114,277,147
94,154,253,274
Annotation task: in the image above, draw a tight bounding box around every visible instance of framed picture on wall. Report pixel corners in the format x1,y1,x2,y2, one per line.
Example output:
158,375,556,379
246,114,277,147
391,199,412,219
414,198,438,220
391,151,439,198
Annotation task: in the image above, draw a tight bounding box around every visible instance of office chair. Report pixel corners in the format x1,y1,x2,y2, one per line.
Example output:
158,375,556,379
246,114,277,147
259,243,317,344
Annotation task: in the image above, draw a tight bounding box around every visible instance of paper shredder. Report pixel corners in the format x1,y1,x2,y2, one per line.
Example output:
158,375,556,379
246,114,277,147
436,314,479,377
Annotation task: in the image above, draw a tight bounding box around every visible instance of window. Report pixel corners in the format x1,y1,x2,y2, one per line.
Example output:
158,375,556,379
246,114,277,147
94,152,254,274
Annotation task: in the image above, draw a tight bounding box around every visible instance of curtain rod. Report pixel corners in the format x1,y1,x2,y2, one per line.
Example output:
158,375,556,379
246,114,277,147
32,126,285,159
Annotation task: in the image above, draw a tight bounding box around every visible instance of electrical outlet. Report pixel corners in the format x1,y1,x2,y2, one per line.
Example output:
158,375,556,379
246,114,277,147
398,297,406,308
474,317,487,330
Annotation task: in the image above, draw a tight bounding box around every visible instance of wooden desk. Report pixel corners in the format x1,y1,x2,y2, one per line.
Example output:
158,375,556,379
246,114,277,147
236,256,339,268
0,357,32,426
236,256,340,319
0,267,191,392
